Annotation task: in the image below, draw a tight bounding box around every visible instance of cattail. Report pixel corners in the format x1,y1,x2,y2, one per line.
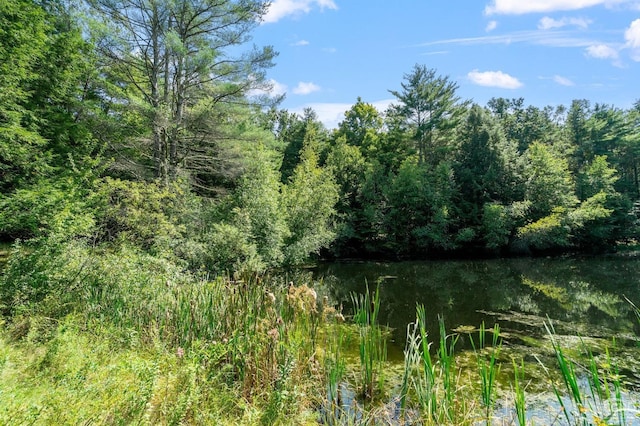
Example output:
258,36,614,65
265,291,276,305
267,328,279,340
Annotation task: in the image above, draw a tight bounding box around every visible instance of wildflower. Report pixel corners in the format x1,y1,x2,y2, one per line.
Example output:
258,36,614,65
176,347,185,358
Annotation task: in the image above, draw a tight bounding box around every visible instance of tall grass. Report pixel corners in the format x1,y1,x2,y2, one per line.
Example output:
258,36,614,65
544,320,630,426
471,322,501,423
4,240,640,424
0,241,335,424
401,306,465,424
437,315,460,422
323,322,346,424
351,284,387,400
513,357,527,426
416,305,438,419
545,321,587,425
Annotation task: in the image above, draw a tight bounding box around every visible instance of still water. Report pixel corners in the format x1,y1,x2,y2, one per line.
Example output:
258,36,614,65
315,255,640,381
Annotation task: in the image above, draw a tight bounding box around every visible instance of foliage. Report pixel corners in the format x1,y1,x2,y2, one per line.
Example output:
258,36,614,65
233,149,288,267
524,142,578,220
481,202,512,250
0,178,95,240
91,178,185,253
516,207,572,251
385,159,456,254
88,0,276,183
388,64,467,165
282,142,339,264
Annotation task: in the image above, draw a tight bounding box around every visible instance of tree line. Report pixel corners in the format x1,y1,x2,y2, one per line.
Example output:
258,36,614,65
2,0,640,275
310,69,640,258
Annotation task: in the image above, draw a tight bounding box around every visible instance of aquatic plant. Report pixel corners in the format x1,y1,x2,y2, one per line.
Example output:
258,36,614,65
544,320,630,426
437,315,459,422
513,357,527,426
351,284,387,400
471,322,502,423
416,304,438,419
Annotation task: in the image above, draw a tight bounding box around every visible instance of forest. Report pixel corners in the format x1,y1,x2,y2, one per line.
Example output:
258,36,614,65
2,0,640,424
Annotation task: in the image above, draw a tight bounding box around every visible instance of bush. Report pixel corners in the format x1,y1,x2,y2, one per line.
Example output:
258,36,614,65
0,178,94,240
91,178,185,254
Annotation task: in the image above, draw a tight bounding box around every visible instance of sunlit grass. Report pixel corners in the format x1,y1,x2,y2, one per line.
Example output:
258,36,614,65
3,241,640,425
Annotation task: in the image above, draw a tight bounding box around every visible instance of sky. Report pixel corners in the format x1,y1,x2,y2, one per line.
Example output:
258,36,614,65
250,0,640,128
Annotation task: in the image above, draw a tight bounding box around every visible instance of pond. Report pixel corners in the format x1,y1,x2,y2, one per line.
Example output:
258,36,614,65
314,256,640,423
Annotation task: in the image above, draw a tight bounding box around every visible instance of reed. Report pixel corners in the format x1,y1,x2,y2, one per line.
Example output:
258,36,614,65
545,320,586,425
400,319,419,414
607,340,626,426
513,357,527,426
415,304,438,420
471,322,501,423
437,315,458,422
543,320,631,426
325,324,346,418
351,284,387,400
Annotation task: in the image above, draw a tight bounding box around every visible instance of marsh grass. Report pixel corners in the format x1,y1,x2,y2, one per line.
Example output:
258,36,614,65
513,357,527,426
470,322,501,423
3,241,640,425
351,284,387,400
543,320,632,426
325,325,346,411
437,315,460,423
0,242,334,424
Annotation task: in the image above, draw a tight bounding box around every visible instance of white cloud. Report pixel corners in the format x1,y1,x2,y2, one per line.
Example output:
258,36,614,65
626,19,640,61
585,43,619,59
247,79,288,98
553,75,576,86
263,0,337,24
486,20,498,32
485,0,632,15
468,70,523,89
538,16,592,30
291,102,351,129
292,81,321,95
292,40,310,46
268,80,288,97
421,51,449,55
322,47,338,53
625,19,640,47
418,30,597,49
292,98,395,129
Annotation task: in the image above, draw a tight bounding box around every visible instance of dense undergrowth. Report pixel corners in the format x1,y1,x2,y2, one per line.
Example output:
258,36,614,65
0,239,333,424
2,238,640,425
3,0,640,423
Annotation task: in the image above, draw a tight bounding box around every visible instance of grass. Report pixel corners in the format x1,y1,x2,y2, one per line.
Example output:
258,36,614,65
543,320,631,426
350,283,387,400
513,357,527,426
2,241,640,424
471,322,501,423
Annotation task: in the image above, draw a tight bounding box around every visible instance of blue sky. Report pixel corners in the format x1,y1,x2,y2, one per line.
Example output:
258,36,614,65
250,0,640,128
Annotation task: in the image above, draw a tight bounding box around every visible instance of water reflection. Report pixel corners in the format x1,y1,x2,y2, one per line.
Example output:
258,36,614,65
314,257,640,353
